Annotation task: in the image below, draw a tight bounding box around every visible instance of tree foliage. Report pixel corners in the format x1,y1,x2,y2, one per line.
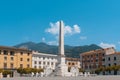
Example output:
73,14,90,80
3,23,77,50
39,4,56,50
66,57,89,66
2,70,12,75
0,69,3,73
79,68,84,72
17,68,44,75
95,65,120,74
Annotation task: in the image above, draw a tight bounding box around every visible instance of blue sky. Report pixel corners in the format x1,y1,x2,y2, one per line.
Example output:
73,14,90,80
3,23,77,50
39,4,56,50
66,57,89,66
0,0,120,51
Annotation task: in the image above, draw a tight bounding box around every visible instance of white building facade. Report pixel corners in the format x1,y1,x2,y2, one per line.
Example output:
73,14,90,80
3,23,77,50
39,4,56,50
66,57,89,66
105,53,120,67
105,52,120,75
32,51,58,70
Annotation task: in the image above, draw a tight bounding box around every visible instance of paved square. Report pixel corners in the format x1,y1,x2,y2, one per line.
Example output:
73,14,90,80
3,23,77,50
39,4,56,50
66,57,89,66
1,76,120,80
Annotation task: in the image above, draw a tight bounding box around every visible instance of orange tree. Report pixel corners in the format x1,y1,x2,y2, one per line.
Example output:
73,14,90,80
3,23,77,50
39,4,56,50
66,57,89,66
17,68,44,76
79,68,84,73
2,70,12,77
17,68,25,76
111,65,119,75
105,66,112,71
95,67,105,74
37,68,44,73
0,69,3,73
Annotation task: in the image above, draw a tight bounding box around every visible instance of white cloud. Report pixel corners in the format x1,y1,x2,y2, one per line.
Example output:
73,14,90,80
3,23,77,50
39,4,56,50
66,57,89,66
64,25,72,35
47,41,58,45
73,25,81,33
42,37,46,42
99,42,116,48
80,36,87,40
45,22,59,35
45,21,81,35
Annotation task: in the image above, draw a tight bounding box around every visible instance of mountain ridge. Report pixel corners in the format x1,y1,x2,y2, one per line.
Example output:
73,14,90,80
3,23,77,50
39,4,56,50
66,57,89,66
14,42,102,58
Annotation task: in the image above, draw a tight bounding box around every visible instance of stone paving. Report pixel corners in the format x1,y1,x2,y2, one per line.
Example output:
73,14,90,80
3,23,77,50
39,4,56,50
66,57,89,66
0,76,120,80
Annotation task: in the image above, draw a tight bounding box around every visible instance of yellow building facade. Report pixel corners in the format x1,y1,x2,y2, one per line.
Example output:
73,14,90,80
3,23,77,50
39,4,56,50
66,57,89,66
66,57,81,68
0,46,32,69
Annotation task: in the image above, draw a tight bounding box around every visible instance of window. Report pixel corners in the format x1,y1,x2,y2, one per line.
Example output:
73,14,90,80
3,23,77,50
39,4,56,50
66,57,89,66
51,58,54,60
87,55,89,58
108,57,110,61
11,57,14,61
34,61,37,64
34,66,37,68
85,66,88,69
96,54,98,57
20,64,23,68
27,64,30,68
20,58,23,61
10,63,14,68
39,66,41,68
4,63,7,68
114,63,117,66
43,62,45,65
20,52,23,55
10,51,15,56
114,57,116,61
0,50,1,54
94,65,97,68
89,65,91,69
27,58,30,62
4,56,7,60
108,64,111,66
51,62,53,65
102,58,105,61
68,62,71,65
86,60,89,62
27,53,30,56
47,62,49,65
43,57,45,59
39,61,41,64
96,59,98,62
102,53,105,56
91,60,93,62
109,70,111,74
91,55,93,57
3,50,8,55
72,63,75,65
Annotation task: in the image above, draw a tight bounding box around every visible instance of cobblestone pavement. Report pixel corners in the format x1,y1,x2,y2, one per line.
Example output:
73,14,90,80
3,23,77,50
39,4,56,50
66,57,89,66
0,76,120,80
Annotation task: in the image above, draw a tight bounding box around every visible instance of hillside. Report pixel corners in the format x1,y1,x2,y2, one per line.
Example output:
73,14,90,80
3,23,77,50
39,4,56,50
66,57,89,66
14,42,102,58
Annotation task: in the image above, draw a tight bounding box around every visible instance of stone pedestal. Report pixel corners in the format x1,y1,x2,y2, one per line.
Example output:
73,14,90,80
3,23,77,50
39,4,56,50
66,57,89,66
7,74,10,78
56,56,68,76
0,73,3,78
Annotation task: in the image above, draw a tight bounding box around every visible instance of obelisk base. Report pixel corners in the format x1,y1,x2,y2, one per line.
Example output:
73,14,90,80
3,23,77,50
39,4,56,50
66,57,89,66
56,57,68,76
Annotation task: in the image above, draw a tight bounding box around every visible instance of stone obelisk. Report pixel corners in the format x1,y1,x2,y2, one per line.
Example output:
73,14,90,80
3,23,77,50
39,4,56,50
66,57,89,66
59,20,65,57
58,20,68,76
